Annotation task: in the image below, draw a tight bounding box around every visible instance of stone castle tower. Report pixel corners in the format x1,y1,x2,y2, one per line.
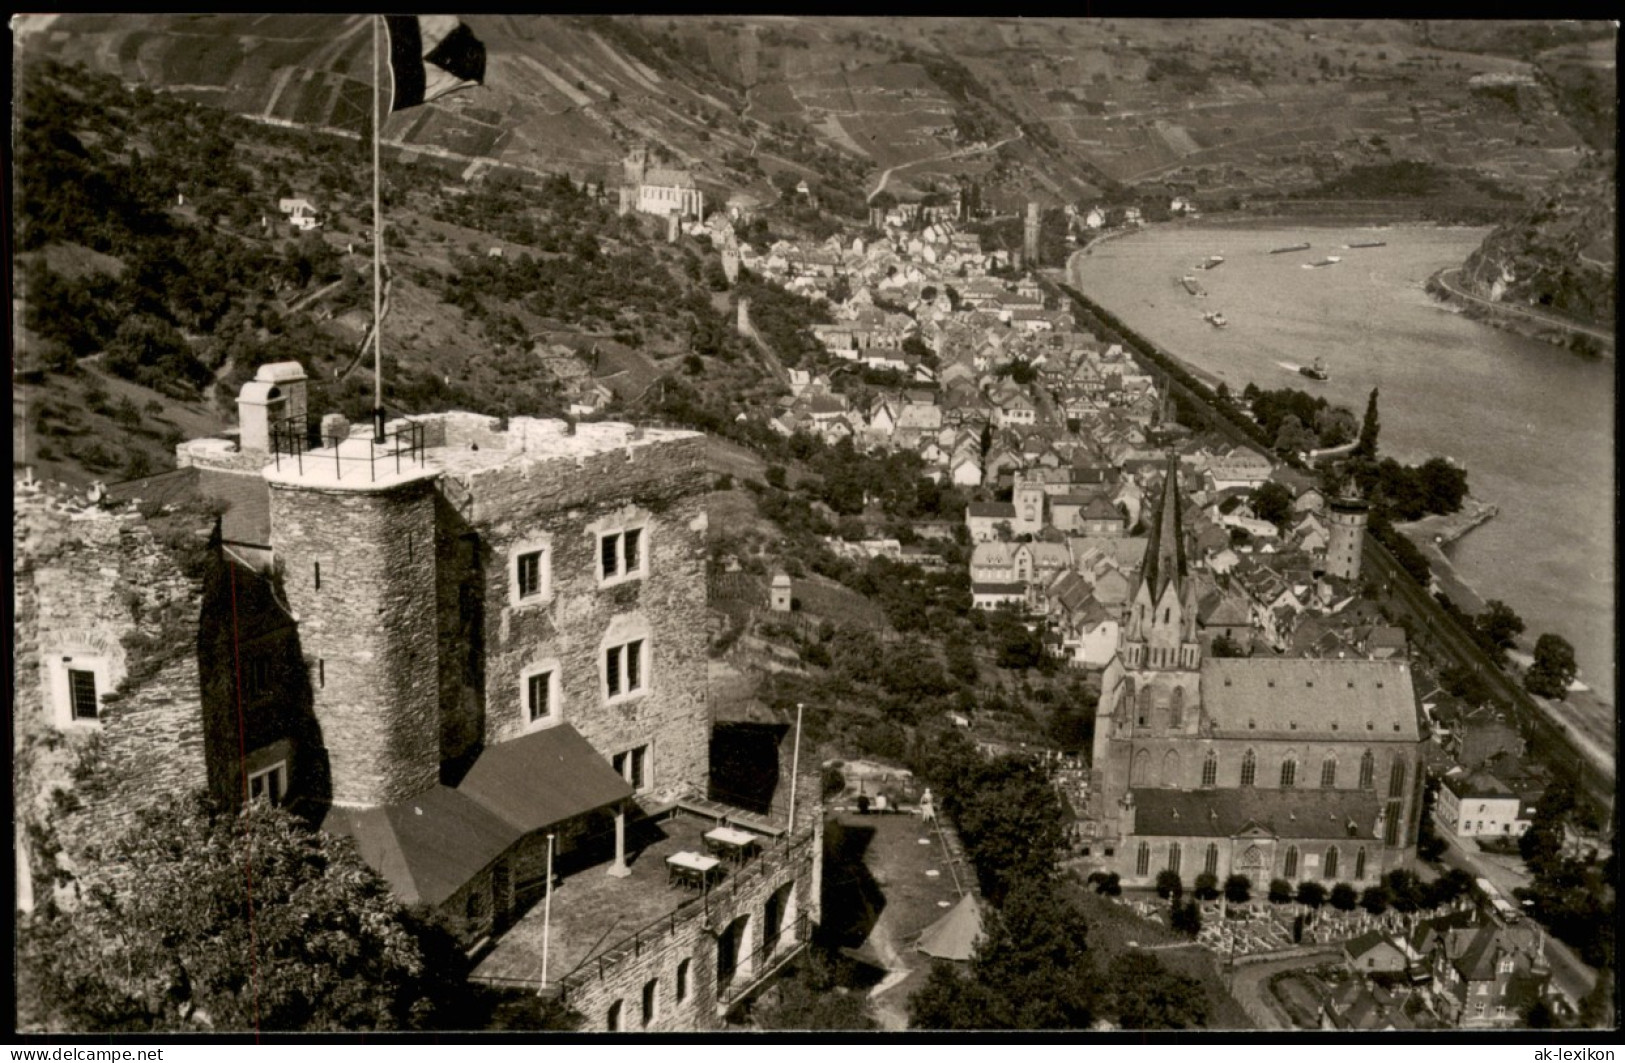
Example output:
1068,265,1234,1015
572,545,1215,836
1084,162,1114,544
265,452,442,808
1023,201,1041,267
1326,481,1370,583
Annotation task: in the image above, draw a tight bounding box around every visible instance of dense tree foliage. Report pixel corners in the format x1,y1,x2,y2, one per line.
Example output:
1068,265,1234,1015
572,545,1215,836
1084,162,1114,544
17,793,465,1032
751,948,876,1031
1524,633,1579,699
908,880,1095,1030
1101,953,1210,1030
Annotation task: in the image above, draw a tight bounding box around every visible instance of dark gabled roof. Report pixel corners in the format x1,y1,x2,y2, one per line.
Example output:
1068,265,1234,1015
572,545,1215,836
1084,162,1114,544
456,723,633,834
106,464,274,548
322,785,520,907
1346,929,1402,961
197,467,273,547
1130,787,1382,840
322,723,632,905
973,581,1027,595
967,502,1016,518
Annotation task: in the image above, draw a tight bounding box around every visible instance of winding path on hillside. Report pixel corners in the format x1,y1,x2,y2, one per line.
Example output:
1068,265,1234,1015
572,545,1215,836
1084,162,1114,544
1435,267,1614,346
867,130,1024,203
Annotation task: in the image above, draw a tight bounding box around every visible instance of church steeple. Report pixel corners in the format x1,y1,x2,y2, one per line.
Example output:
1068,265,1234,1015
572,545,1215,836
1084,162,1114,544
1141,451,1186,603
1121,451,1200,672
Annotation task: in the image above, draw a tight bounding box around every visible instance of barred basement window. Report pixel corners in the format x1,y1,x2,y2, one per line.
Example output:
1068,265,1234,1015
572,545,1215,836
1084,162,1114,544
68,669,99,721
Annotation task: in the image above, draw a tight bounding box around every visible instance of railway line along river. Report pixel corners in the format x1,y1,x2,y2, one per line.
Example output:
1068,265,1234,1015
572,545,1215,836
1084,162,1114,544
1069,223,1615,705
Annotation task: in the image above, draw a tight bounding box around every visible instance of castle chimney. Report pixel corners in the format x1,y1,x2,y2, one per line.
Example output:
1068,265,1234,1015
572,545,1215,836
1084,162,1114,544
237,362,309,454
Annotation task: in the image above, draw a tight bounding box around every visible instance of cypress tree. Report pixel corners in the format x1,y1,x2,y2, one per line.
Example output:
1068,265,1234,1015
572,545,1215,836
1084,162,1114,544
1356,387,1380,459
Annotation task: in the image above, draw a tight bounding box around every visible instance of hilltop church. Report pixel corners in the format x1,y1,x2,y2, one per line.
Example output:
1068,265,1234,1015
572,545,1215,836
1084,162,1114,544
1083,456,1425,889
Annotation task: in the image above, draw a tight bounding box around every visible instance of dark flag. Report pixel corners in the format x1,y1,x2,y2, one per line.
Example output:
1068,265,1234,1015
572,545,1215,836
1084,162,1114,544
384,15,486,112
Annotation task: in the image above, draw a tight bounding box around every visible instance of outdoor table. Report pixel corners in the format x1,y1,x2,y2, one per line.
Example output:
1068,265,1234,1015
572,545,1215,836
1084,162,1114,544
703,826,758,865
666,850,721,890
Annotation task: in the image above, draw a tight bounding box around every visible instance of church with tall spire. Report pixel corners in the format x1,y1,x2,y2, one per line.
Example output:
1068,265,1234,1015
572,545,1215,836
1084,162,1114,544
1085,454,1426,891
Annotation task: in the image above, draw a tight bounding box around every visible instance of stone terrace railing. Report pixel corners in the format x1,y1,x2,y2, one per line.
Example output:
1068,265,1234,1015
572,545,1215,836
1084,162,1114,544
554,823,819,1005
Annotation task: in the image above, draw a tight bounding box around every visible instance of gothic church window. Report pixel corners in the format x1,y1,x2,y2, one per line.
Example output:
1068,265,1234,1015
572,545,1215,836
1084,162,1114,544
1136,842,1150,877
1388,761,1407,799
1205,843,1219,877
1280,755,1297,789
1355,848,1367,880
1321,755,1337,789
1131,749,1151,787
1167,842,1181,875
1324,846,1339,879
1202,751,1217,788
1240,749,1256,787
1359,750,1375,790
1284,845,1299,878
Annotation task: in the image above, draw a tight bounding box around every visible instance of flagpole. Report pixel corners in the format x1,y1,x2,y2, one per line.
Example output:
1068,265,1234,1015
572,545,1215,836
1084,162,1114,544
372,14,385,443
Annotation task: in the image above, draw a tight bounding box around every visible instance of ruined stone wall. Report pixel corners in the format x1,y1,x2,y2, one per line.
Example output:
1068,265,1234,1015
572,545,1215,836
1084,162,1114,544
558,827,820,1032
13,482,210,898
448,433,711,806
268,476,441,807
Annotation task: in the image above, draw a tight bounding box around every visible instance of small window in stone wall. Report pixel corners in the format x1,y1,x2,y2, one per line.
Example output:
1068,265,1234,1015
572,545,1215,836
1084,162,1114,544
248,762,287,805
676,959,690,1003
247,657,274,697
641,978,658,1027
605,640,645,700
598,525,649,585
606,1000,623,1032
613,744,650,792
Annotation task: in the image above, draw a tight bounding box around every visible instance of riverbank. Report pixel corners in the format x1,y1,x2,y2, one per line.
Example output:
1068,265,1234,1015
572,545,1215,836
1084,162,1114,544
1396,497,1499,550
1426,268,1614,356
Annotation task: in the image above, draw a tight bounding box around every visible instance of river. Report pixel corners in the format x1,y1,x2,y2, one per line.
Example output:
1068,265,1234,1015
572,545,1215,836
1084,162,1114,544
1069,224,1615,704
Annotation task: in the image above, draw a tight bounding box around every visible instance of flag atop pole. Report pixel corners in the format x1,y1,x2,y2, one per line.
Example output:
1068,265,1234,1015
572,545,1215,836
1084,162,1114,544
372,15,486,440
384,16,486,113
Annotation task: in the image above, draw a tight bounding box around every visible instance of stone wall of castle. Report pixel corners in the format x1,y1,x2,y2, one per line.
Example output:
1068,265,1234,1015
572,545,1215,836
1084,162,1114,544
556,823,820,1032
443,429,712,807
13,482,211,900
